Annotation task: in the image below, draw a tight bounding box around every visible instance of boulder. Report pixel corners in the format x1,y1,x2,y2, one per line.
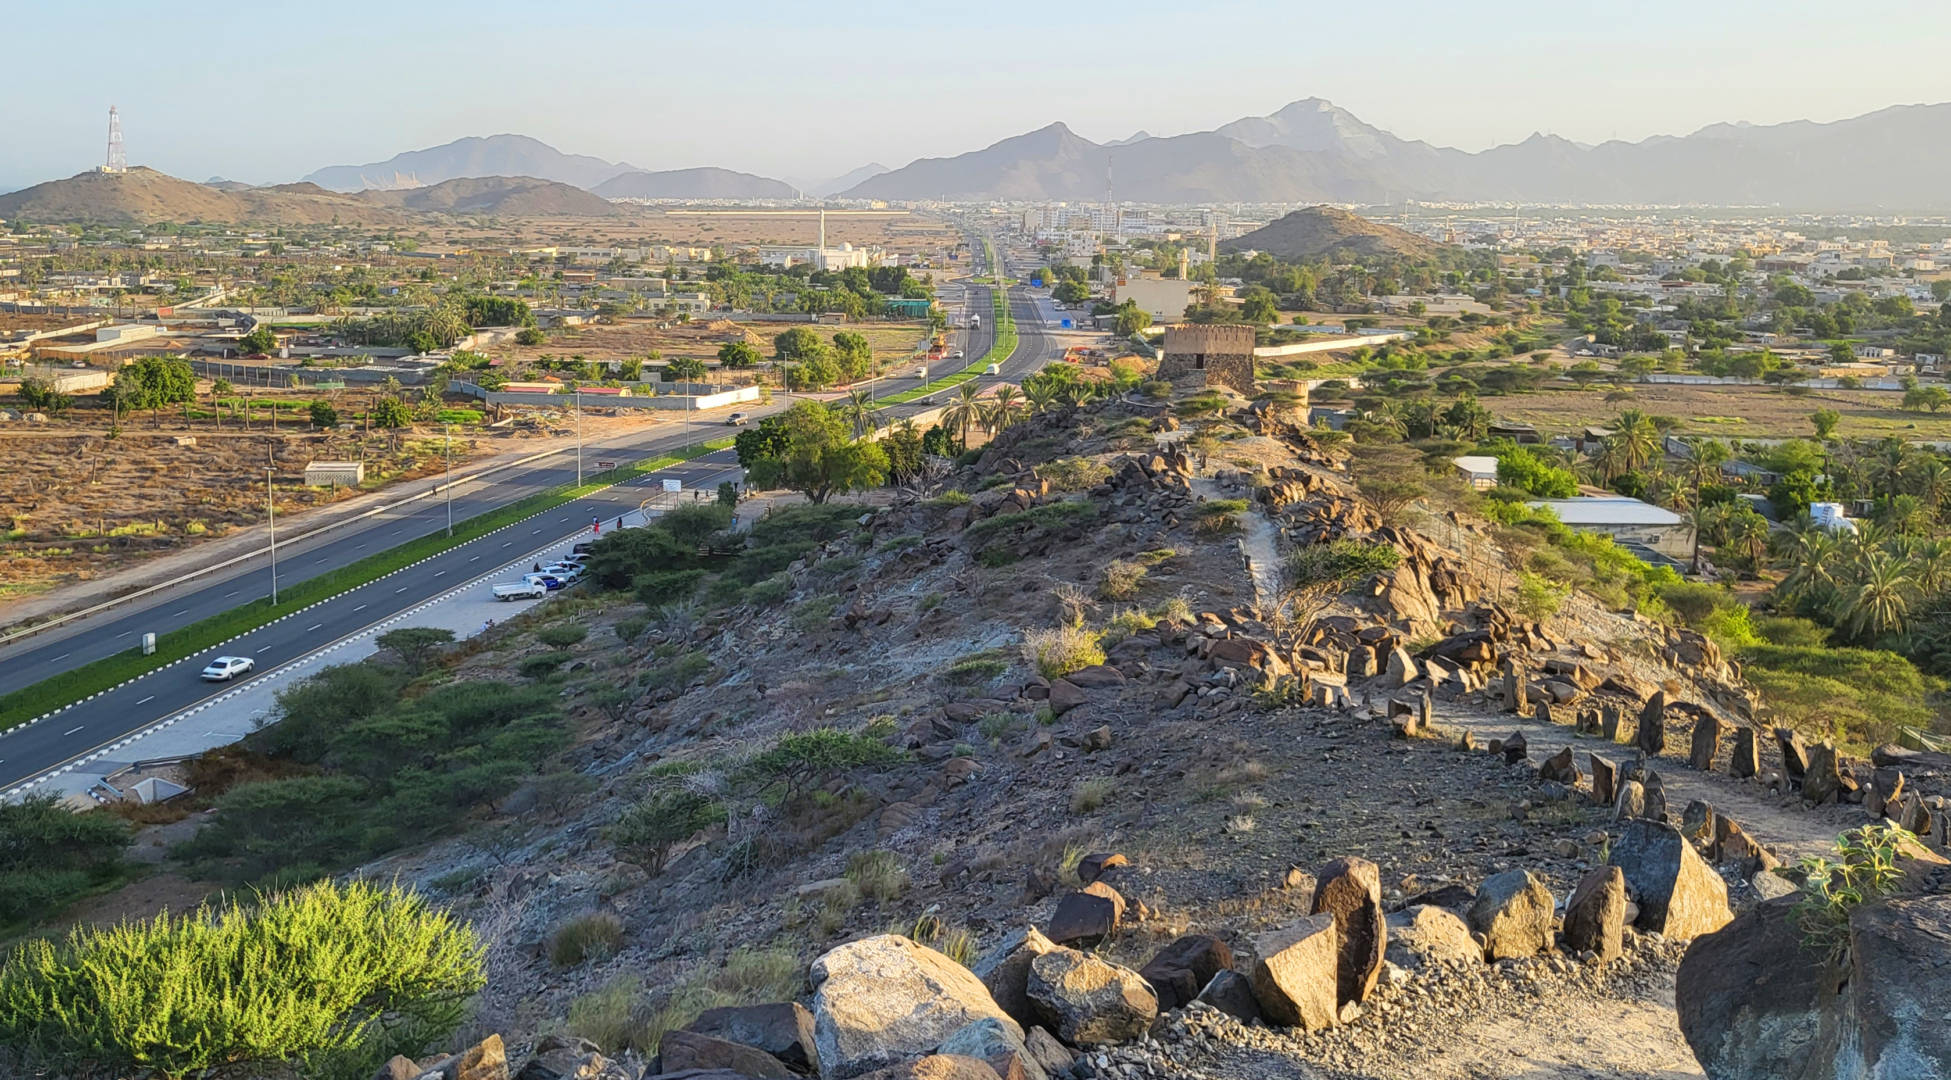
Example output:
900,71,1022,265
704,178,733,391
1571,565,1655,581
1847,894,1951,1076
420,1036,508,1080
1600,705,1624,742
1248,915,1340,1031
1869,767,1906,820
1502,729,1528,766
1675,896,1839,1080
1590,754,1617,807
516,1035,629,1080
1021,1028,1074,1079
1045,882,1125,947
1689,713,1723,772
1382,647,1419,687
1063,664,1126,689
1776,727,1810,783
1466,870,1555,961
1730,726,1760,779
1802,742,1849,806
1137,934,1235,1013
1193,970,1263,1024
1383,905,1480,970
1075,852,1128,885
811,935,1023,1079
969,928,1060,1030
1637,691,1667,757
1308,857,1385,1006
1025,947,1157,1047
1612,780,1646,823
852,1056,1008,1080
658,1030,797,1078
1539,747,1581,787
1047,680,1087,716
1642,771,1670,822
686,1003,819,1074
937,1018,1045,1080
376,1058,420,1080
1609,820,1732,941
1561,867,1626,962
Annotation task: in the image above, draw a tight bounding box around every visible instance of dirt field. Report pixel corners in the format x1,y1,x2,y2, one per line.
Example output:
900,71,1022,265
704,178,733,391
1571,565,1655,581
1486,382,1951,442
495,318,933,370
416,209,962,255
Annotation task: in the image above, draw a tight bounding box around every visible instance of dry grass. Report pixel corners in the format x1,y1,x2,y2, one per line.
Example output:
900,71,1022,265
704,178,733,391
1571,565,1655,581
1071,778,1117,814
1097,560,1147,601
845,850,908,903
1023,625,1106,680
549,911,625,967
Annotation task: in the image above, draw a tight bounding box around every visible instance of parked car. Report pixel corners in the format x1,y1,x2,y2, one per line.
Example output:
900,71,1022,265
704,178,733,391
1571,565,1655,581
492,581,547,601
540,562,583,581
200,656,255,682
523,573,565,591
725,412,749,426
571,542,595,555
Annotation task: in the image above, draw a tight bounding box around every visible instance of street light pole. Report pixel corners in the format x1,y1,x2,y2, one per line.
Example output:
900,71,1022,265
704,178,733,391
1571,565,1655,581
444,425,453,537
576,389,583,487
266,467,279,606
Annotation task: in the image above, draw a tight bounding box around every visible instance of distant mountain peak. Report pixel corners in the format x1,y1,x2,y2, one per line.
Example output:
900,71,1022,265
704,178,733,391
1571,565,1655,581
301,135,638,193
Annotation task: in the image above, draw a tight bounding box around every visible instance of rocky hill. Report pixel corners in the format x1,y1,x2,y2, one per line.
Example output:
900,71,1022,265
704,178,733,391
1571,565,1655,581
18,378,1951,1080
0,168,623,224
357,175,620,216
591,166,797,200
1220,206,1445,262
302,133,637,192
0,167,413,225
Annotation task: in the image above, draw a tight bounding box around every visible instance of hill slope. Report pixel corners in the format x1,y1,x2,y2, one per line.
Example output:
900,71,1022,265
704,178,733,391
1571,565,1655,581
591,166,795,200
0,168,411,225
357,175,619,216
302,134,635,192
1220,205,1443,261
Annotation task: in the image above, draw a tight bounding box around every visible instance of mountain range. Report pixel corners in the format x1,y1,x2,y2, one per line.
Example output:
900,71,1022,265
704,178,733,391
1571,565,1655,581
841,97,1951,209
302,135,637,193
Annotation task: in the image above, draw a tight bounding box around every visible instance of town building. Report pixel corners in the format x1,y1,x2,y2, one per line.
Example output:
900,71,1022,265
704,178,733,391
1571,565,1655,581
1158,323,1255,396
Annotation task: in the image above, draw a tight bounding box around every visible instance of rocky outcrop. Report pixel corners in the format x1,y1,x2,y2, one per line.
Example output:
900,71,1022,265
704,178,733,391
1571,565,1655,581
685,1002,820,1074
811,935,1023,1079
1561,867,1626,962
969,928,1060,1031
1138,934,1234,1013
1248,915,1339,1030
1383,905,1480,970
659,1029,798,1078
1309,856,1385,1007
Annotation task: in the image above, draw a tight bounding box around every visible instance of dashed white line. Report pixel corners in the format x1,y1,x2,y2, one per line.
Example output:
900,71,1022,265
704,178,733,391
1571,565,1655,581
394,587,408,594
135,695,155,705
224,590,238,598
353,604,367,612
172,609,189,617
434,570,446,577
52,652,69,663
116,631,132,638
305,623,323,632
63,725,83,736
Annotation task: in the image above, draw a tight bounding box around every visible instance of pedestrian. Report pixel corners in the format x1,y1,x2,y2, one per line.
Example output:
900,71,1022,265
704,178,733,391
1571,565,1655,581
532,563,542,573
592,517,601,535
617,515,625,530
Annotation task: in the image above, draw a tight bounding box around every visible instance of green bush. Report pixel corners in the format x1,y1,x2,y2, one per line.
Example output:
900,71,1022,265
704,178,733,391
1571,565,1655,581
520,651,575,679
640,650,710,694
744,575,792,607
0,880,482,1079
1285,540,1401,600
1513,571,1567,619
1738,644,1941,751
0,796,128,927
549,912,626,967
635,569,706,607
609,790,726,874
746,728,905,801
535,624,589,648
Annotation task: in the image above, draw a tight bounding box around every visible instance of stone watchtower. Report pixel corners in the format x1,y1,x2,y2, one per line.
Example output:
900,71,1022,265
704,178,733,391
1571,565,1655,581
1159,323,1256,397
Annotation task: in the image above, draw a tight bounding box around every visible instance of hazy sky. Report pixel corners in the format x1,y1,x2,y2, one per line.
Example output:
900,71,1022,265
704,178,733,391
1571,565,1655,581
8,0,1951,192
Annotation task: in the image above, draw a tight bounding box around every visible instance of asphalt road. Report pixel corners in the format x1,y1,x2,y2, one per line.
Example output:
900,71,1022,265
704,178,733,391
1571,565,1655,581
0,248,1066,790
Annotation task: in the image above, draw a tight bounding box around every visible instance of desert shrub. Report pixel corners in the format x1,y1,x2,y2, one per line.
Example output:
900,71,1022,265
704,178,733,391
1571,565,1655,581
0,796,128,927
615,616,651,642
1794,823,1912,961
1097,560,1147,600
1194,498,1249,535
1070,778,1116,813
1284,540,1401,606
639,650,710,694
658,503,734,548
745,728,905,802
374,627,455,672
744,575,792,607
635,569,706,607
1513,571,1568,619
566,977,644,1054
519,651,574,679
1738,644,1940,750
1755,615,1830,648
791,595,841,631
0,880,482,1079
928,489,972,507
549,912,625,967
608,790,726,874
535,624,588,649
1097,608,1157,646
944,653,1009,684
845,851,908,902
1022,625,1106,679
961,500,1100,547
1043,456,1111,493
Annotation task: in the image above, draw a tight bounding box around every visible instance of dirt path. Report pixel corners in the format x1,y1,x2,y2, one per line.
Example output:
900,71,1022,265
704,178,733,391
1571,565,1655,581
1192,476,1282,609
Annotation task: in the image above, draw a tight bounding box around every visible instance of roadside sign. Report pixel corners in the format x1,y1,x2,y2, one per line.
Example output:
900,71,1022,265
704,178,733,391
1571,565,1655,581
662,479,682,493
594,459,618,470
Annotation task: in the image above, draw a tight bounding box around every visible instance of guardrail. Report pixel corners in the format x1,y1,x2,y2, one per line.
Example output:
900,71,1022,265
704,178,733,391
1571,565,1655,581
0,440,585,651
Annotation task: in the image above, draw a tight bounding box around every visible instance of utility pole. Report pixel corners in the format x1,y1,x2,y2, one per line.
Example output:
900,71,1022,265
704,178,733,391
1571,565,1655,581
444,424,453,536
266,467,279,606
575,389,583,487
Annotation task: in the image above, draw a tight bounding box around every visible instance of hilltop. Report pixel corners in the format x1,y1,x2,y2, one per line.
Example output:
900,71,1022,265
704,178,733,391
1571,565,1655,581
0,168,625,224
591,166,797,200
302,133,637,192
1221,205,1446,261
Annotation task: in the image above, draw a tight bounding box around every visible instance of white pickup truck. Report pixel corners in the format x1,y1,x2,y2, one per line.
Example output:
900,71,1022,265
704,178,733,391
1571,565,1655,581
492,581,547,601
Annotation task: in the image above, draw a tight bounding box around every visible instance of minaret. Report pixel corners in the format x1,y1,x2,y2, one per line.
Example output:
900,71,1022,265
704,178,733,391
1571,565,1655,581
817,209,827,270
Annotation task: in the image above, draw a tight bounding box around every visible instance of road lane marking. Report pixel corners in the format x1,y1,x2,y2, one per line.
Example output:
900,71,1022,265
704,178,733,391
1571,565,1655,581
63,726,83,736
172,609,188,617
395,586,408,593
135,695,154,705
353,604,367,612
305,623,323,632
469,555,480,562
224,590,238,598
52,652,69,662
116,631,132,638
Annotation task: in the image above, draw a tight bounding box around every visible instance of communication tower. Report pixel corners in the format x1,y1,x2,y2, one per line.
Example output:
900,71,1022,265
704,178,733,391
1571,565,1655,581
101,106,126,173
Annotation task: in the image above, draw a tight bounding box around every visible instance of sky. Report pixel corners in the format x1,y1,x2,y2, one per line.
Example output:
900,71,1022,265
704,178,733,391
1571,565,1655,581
8,0,1951,193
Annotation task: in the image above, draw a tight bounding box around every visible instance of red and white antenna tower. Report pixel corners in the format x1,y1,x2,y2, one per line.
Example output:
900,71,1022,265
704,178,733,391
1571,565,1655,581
102,106,126,173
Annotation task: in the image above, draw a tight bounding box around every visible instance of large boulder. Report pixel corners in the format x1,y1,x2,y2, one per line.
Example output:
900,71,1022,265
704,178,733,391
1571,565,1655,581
515,1036,632,1080
1609,820,1733,941
937,1017,1046,1080
1045,882,1124,947
969,927,1060,1030
1248,915,1339,1031
686,1002,820,1074
1308,856,1385,1006
1194,969,1263,1023
1383,905,1480,970
419,1036,508,1080
811,935,1023,1079
852,1056,1008,1080
1025,947,1156,1047
1466,870,1555,961
1848,894,1951,1076
1675,897,1845,1080
1561,866,1626,962
1137,934,1234,1012
1638,691,1667,757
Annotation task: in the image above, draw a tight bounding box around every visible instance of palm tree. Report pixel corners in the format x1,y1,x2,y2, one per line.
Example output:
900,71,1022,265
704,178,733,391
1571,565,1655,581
1605,409,1660,476
1682,438,1730,492
836,388,880,439
1726,510,1771,568
941,383,985,446
1023,381,1060,416
985,385,1026,433
1907,456,1951,511
1777,528,1840,608
1838,549,1914,640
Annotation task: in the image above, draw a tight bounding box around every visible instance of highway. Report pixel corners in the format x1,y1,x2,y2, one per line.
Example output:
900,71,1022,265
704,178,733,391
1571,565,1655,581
0,237,1068,791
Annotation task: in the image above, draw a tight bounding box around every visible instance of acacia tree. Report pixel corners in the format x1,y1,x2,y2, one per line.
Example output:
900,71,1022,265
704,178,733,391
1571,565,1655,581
745,401,888,504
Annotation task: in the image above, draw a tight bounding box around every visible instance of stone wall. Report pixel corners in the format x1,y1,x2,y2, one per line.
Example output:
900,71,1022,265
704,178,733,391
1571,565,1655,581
1160,324,1257,397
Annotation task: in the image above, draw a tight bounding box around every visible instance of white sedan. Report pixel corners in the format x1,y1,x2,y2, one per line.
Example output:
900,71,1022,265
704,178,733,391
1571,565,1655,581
200,655,256,682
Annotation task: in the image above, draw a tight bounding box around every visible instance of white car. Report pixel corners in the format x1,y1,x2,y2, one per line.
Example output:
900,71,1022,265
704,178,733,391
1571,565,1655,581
200,656,255,681
541,562,584,581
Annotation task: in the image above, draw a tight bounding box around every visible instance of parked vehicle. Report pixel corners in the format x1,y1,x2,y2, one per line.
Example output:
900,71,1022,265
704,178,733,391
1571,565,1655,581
492,581,547,601
985,364,1001,376
200,656,255,682
914,366,928,379
540,562,583,581
571,542,595,555
725,412,749,426
523,573,565,591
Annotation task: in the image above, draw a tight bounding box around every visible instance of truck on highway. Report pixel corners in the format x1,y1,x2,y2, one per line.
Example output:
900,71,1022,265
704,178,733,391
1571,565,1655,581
971,314,981,329
493,581,547,601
